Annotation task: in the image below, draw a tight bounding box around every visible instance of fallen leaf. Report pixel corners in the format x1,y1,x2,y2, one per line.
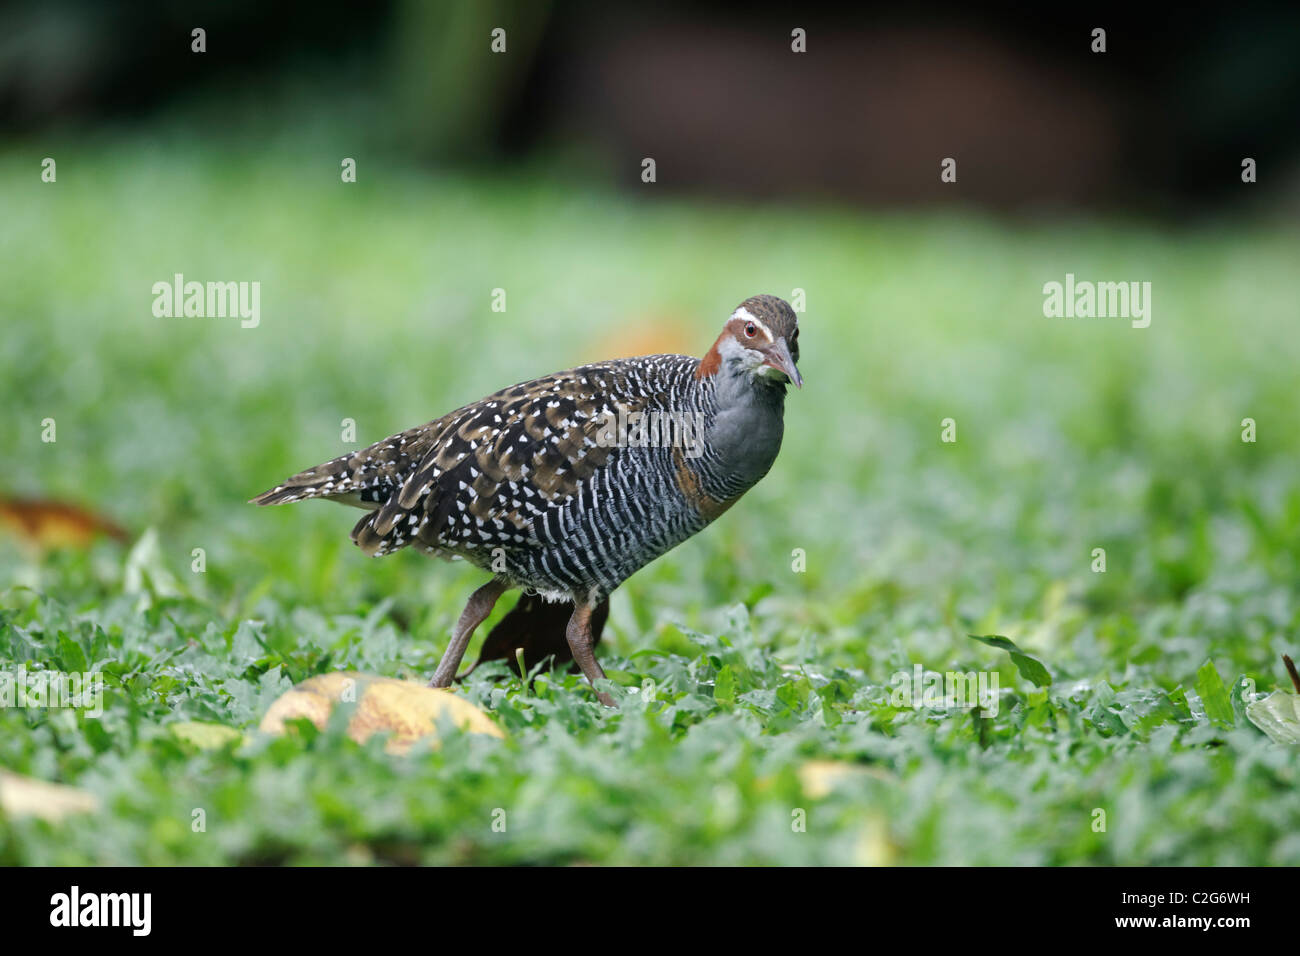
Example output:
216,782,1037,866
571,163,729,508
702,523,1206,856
0,497,128,549
797,759,892,798
853,815,896,866
0,769,98,821
170,721,245,750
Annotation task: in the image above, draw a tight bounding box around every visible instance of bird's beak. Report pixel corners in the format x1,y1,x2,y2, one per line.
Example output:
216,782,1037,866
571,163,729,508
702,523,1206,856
763,338,803,388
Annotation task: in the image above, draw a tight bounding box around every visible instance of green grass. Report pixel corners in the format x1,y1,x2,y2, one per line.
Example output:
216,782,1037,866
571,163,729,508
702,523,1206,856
1,133,1298,865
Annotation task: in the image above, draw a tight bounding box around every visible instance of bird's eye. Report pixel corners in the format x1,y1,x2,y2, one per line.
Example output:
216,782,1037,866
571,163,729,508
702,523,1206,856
744,323,757,338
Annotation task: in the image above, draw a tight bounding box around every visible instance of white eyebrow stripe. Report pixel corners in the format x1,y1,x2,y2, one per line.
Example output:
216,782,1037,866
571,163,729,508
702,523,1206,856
730,307,774,342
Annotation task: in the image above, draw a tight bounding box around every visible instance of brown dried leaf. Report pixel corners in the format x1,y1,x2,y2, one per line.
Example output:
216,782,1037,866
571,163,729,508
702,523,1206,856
0,497,128,549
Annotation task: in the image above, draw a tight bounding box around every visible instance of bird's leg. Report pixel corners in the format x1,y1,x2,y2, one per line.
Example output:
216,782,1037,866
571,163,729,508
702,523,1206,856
565,600,616,707
429,579,508,688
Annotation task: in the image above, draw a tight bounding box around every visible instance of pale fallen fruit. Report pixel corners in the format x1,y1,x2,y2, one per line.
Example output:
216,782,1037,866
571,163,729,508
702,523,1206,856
259,672,504,754
0,769,98,821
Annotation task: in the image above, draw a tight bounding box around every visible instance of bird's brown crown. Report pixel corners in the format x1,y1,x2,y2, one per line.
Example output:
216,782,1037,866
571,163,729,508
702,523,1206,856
696,294,801,382
733,295,799,359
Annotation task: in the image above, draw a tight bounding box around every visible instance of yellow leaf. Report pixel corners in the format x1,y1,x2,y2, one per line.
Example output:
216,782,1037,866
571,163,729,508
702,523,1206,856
797,759,891,798
170,721,245,750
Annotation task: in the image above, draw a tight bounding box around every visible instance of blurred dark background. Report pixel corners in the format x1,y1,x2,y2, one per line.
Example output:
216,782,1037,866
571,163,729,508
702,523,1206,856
3,0,1299,215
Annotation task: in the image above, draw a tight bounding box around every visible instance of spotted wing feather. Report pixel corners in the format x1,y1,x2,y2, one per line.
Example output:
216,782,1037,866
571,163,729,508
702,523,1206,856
248,422,448,509
351,360,679,558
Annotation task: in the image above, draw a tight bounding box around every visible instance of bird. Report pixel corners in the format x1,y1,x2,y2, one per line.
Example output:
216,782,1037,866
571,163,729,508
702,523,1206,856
251,294,802,706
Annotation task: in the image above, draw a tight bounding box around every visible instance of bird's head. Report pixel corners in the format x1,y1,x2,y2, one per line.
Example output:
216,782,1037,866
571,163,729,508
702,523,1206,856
697,295,803,390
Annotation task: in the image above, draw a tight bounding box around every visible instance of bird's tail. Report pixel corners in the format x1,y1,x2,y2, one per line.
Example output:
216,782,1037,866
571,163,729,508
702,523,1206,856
248,452,363,507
